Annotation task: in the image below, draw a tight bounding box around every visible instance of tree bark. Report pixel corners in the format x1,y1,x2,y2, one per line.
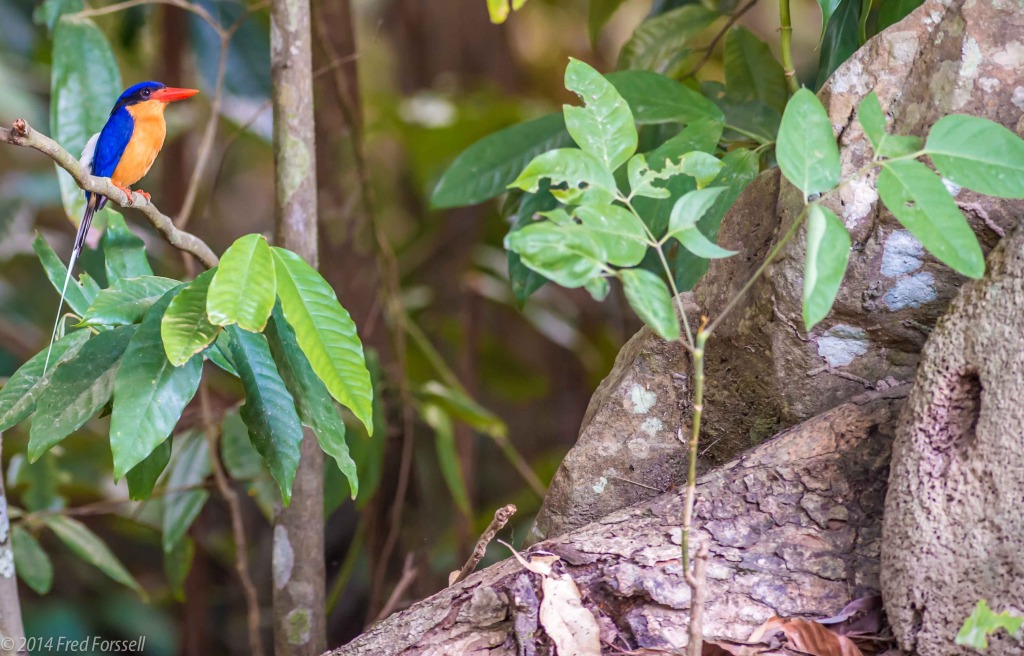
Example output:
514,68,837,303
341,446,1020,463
328,388,906,655
0,438,26,656
883,225,1024,656
270,0,326,653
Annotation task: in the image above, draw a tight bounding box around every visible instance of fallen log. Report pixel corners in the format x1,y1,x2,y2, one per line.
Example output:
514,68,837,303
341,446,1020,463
329,388,906,655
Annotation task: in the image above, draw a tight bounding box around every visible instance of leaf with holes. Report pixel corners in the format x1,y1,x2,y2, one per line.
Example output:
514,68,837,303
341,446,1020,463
509,148,618,206
563,58,637,171
877,160,984,279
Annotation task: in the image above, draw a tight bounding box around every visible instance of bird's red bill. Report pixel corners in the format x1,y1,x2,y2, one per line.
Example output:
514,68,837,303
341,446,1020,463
151,87,200,102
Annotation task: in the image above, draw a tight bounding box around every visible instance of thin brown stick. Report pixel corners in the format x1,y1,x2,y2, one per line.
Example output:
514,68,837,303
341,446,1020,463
199,383,265,656
684,542,710,656
374,554,418,623
72,0,229,38
1,120,218,268
679,0,760,80
449,504,516,586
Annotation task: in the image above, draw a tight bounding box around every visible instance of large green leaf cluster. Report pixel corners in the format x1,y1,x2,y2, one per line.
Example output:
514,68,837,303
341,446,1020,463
0,225,374,594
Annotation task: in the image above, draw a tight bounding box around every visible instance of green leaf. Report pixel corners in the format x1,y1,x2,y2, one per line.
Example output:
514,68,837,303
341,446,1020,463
670,147,761,290
162,431,211,552
575,204,649,267
607,71,724,126
858,92,923,159
505,222,606,288
563,58,638,171
509,148,618,205
485,0,526,23
667,187,728,236
28,325,137,462
164,536,194,602
34,0,84,31
101,212,151,283
857,91,886,149
206,331,239,377
161,269,221,366
110,289,202,479
44,515,144,596
228,326,303,505
272,247,374,435
508,190,556,305
876,0,923,32
956,600,1024,649
10,453,64,512
12,525,53,595
0,329,91,433
619,4,718,74
589,0,627,44
777,88,841,197
417,381,508,438
220,410,278,520
678,152,724,189
720,99,781,144
125,438,171,501
816,0,860,89
50,15,121,222
802,205,850,329
724,27,788,114
676,227,737,259
421,403,471,516
619,268,680,341
816,0,842,44
925,115,1024,199
266,306,358,498
78,276,179,327
32,234,99,316
207,234,277,332
431,113,573,209
877,160,984,279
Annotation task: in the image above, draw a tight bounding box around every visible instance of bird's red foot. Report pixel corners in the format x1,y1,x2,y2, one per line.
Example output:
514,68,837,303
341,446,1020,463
135,189,151,202
112,182,134,203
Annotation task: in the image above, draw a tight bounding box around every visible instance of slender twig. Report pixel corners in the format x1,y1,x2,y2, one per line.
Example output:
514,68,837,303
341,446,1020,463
684,542,710,656
72,0,229,39
1,120,219,268
779,0,800,94
373,553,418,622
679,0,761,80
21,481,215,521
199,383,264,656
449,504,516,586
680,323,707,571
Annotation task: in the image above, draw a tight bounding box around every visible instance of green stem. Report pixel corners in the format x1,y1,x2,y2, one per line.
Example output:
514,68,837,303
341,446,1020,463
681,326,707,571
779,0,800,94
723,123,772,146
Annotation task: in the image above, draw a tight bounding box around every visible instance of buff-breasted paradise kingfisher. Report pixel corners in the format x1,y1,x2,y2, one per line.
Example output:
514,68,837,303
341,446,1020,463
45,81,199,369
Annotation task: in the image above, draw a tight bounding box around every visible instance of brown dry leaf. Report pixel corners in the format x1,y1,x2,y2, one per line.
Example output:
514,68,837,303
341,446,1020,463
702,639,786,655
500,540,600,656
539,573,602,656
749,617,864,656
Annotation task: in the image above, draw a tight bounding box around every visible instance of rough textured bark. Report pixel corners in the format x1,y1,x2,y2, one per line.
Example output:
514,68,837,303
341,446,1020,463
531,0,1024,543
882,226,1024,655
0,439,26,656
270,0,326,653
328,389,905,655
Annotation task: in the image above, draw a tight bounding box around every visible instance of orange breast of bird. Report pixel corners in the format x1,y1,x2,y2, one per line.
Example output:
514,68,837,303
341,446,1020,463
112,101,168,187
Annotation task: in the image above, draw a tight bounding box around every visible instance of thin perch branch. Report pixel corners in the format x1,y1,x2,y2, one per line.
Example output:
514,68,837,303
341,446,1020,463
449,504,516,586
0,120,219,269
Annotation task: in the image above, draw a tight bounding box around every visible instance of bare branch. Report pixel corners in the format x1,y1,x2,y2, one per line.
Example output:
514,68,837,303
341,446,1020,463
0,120,219,269
449,504,516,586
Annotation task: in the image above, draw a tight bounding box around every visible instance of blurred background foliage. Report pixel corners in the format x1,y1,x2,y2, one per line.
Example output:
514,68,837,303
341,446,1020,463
0,0,911,652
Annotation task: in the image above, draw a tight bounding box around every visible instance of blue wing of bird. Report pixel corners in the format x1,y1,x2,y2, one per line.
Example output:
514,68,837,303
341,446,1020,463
91,106,134,179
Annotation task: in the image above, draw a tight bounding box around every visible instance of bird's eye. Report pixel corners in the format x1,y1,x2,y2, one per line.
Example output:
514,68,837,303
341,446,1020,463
142,89,150,98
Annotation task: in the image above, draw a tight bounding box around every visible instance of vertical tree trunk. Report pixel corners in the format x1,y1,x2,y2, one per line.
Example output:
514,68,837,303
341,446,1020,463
0,438,26,656
270,0,326,654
